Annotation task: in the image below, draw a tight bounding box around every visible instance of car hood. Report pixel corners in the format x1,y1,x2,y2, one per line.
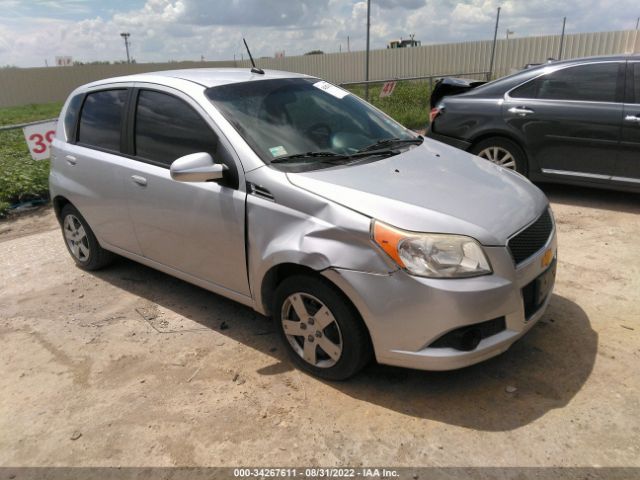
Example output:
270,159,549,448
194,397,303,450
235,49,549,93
286,139,548,245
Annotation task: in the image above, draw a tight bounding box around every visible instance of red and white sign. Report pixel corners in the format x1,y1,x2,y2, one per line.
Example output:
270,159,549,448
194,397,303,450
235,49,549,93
55,56,73,66
23,121,57,161
379,81,397,98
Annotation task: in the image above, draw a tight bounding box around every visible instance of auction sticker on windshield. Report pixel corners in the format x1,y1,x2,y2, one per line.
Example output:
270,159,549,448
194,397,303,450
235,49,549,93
313,81,349,99
269,145,288,157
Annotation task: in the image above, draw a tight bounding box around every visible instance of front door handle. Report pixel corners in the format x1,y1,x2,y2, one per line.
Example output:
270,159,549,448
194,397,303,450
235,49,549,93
508,106,535,116
131,175,147,187
64,155,77,165
624,114,640,123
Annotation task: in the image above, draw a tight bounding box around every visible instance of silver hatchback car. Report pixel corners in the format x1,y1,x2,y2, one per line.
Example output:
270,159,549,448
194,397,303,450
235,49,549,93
50,68,557,380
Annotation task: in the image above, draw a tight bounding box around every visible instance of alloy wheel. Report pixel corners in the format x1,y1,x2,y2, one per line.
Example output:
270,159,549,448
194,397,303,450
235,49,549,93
63,214,90,262
477,146,517,170
281,292,343,368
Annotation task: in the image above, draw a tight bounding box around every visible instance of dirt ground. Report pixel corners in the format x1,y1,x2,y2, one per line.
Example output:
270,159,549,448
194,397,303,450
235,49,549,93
0,184,639,469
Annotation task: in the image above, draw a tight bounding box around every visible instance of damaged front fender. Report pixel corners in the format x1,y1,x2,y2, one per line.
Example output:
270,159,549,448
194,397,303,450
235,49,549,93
245,167,395,315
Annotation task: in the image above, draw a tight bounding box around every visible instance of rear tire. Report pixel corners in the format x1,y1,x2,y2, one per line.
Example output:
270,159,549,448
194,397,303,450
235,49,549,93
471,137,528,176
273,275,372,381
60,204,114,271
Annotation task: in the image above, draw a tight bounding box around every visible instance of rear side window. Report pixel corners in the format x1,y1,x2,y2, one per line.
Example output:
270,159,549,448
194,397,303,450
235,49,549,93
134,90,217,167
511,63,621,102
63,94,83,141
78,89,127,151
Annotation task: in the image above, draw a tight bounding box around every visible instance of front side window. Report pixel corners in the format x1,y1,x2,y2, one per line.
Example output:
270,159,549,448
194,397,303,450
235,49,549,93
511,63,621,103
78,89,127,151
206,78,415,168
134,90,218,167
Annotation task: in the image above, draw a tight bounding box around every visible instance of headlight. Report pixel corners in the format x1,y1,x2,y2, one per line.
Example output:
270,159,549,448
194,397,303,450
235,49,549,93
372,220,492,278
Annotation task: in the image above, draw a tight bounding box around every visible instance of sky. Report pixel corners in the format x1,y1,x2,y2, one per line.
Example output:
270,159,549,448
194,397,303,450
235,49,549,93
0,0,638,67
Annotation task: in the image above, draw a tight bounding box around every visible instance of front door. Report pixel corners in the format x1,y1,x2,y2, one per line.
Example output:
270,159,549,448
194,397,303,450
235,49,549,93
123,87,250,297
615,61,640,184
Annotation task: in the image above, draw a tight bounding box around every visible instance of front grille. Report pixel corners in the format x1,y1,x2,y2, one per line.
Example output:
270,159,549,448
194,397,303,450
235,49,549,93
507,209,553,265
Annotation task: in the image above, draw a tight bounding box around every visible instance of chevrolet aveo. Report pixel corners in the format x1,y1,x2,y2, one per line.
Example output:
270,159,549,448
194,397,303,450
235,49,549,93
50,68,557,380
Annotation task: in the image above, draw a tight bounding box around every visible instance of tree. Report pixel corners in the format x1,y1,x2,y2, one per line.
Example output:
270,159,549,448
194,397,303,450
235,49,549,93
304,50,324,55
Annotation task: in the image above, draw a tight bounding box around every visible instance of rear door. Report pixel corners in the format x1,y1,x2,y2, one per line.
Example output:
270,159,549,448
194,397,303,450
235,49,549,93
62,86,142,255
504,61,625,180
615,60,640,184
122,85,250,297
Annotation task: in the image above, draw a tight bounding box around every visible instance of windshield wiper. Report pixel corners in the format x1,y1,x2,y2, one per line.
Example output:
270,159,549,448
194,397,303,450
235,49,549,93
270,149,397,165
357,136,424,153
270,151,350,163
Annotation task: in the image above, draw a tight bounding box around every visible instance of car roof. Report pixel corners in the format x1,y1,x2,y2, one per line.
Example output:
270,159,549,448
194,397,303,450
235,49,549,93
466,53,638,97
83,68,314,89
536,53,635,68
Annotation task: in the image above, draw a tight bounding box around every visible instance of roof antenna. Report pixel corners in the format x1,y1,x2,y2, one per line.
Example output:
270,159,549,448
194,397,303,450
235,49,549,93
243,38,264,75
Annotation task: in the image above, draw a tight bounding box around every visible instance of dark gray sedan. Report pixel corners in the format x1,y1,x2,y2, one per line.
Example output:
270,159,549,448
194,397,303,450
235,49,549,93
427,55,640,192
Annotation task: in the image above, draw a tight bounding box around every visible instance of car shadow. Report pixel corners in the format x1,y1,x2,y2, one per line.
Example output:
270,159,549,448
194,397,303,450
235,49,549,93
540,183,640,214
336,293,596,431
93,258,597,432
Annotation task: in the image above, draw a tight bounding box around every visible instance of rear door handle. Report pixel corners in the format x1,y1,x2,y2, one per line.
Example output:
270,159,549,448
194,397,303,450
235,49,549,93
64,155,77,165
624,114,640,123
508,106,535,116
131,175,147,187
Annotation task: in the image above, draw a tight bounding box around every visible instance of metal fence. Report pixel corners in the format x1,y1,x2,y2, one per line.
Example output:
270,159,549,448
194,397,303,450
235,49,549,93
1,29,638,108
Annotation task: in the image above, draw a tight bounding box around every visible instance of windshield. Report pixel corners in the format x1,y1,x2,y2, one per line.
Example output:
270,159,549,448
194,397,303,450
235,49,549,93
205,78,417,168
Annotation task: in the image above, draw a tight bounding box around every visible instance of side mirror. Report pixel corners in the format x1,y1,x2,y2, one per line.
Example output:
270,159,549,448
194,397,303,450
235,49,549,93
170,152,227,182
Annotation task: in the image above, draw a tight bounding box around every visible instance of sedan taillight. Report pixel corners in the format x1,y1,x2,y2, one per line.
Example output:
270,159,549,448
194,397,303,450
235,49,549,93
429,106,442,124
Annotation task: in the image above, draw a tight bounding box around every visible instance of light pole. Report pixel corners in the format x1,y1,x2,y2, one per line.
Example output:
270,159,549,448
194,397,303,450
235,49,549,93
364,0,371,101
120,32,131,63
488,7,501,80
505,29,514,70
558,17,566,60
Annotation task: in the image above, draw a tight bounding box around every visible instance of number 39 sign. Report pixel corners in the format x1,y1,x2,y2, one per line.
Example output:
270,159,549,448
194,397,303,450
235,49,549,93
23,121,57,161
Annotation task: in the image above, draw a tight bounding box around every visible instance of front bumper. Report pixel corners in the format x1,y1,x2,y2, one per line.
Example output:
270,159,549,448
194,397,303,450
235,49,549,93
322,229,557,371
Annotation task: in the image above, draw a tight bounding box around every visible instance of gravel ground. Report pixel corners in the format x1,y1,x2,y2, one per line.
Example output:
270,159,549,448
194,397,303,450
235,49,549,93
0,184,639,469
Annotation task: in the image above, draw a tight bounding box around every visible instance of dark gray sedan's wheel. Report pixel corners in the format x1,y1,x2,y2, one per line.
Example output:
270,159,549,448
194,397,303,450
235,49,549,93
274,275,372,380
60,204,114,271
471,137,528,176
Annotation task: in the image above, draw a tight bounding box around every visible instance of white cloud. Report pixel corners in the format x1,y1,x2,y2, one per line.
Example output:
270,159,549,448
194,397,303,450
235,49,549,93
0,0,637,67
451,3,492,25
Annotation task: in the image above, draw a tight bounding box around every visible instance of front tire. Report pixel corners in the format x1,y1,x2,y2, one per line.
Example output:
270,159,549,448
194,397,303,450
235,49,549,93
273,275,372,381
471,137,528,176
60,204,114,271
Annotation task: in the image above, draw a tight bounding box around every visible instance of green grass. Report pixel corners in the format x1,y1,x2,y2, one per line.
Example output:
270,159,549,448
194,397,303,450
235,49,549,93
0,102,62,127
0,102,62,217
345,80,432,130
